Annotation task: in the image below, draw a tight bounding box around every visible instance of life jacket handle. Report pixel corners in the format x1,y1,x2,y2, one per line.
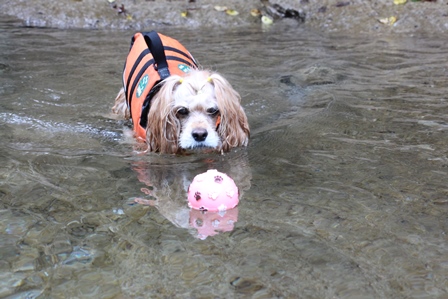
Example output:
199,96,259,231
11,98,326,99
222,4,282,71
143,31,170,80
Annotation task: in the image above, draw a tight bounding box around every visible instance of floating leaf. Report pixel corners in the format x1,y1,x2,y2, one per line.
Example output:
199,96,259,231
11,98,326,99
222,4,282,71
378,16,397,25
225,9,239,16
214,6,228,12
393,0,407,4
250,9,261,17
181,10,188,17
261,15,273,25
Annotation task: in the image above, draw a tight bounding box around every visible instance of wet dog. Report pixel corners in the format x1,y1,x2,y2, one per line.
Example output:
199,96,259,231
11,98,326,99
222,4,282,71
112,31,249,154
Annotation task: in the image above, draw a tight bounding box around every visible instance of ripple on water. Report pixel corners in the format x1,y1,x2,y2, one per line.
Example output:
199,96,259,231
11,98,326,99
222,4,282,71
1,113,122,146
1,23,448,299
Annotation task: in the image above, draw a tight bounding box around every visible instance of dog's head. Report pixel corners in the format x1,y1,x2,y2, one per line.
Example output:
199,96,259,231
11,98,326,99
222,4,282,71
146,70,250,154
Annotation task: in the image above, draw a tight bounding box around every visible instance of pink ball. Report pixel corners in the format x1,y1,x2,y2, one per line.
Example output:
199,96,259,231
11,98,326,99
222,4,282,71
188,169,239,212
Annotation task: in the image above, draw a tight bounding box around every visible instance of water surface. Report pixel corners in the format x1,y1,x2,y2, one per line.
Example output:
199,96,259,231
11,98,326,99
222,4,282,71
1,16,448,298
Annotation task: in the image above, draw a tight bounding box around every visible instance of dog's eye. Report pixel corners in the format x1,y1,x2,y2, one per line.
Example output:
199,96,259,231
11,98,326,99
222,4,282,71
177,107,189,116
207,107,219,116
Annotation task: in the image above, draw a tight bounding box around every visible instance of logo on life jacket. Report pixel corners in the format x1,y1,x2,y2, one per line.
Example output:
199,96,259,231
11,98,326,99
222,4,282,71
178,64,191,73
136,74,149,98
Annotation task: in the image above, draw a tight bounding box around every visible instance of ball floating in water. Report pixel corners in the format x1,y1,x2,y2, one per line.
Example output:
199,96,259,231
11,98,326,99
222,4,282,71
188,169,239,212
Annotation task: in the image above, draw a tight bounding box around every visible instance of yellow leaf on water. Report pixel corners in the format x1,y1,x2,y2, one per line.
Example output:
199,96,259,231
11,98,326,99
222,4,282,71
181,11,188,17
214,6,228,12
250,9,261,17
225,9,239,16
126,15,133,21
387,16,397,25
393,0,407,4
378,16,397,25
261,15,273,25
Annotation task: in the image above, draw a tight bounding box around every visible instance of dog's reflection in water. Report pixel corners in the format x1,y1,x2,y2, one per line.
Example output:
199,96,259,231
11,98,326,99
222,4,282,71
131,151,251,239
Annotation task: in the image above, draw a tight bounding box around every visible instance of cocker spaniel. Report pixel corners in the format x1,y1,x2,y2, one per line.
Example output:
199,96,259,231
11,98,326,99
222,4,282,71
112,31,249,154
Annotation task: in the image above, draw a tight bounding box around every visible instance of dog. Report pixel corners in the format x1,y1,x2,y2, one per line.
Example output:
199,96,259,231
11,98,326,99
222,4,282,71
112,31,250,154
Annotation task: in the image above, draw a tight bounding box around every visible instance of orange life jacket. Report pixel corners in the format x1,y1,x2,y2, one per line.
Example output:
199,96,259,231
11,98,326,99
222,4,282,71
123,31,198,140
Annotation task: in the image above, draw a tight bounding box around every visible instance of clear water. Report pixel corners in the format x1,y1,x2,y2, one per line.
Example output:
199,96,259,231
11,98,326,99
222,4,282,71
1,16,448,298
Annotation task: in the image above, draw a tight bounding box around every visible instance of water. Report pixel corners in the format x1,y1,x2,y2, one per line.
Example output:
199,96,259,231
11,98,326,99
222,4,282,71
1,15,448,298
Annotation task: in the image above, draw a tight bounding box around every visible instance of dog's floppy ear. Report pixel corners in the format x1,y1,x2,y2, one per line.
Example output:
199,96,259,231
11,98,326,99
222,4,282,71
209,73,250,151
146,75,183,154
111,88,130,119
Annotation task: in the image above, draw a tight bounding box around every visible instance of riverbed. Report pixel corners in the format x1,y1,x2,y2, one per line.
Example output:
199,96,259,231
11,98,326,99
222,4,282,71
1,15,448,298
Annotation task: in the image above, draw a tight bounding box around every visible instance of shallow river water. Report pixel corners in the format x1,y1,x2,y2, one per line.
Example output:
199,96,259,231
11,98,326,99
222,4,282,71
1,16,448,299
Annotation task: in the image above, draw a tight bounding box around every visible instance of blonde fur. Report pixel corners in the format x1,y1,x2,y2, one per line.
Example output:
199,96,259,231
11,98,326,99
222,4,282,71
112,88,130,119
146,75,183,153
209,73,250,151
112,70,250,154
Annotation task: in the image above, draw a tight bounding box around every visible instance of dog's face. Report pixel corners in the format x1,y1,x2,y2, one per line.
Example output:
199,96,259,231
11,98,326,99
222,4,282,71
146,70,250,154
173,74,221,149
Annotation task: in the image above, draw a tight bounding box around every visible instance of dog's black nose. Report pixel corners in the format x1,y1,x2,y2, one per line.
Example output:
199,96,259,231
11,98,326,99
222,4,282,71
192,129,208,142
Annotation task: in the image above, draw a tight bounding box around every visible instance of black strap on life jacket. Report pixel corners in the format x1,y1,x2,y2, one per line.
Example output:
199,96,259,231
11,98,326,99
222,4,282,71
143,31,171,80
139,79,162,129
125,49,150,106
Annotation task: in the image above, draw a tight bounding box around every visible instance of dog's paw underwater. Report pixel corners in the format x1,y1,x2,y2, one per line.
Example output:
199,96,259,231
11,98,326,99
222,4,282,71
112,31,249,154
